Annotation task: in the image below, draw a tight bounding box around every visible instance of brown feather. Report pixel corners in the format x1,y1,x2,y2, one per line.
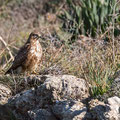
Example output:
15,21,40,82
5,43,30,74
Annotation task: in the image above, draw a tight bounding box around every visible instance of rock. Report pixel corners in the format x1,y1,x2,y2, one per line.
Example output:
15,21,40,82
8,75,89,105
28,108,57,120
52,100,87,120
0,105,17,120
88,96,120,120
8,88,36,112
0,83,12,105
88,99,106,120
104,96,120,120
36,75,89,101
8,75,89,120
110,76,120,97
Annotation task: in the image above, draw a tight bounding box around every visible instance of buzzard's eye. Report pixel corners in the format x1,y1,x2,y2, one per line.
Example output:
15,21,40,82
33,34,39,39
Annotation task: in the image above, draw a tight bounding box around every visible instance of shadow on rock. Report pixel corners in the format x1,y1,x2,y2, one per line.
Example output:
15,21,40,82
0,105,17,120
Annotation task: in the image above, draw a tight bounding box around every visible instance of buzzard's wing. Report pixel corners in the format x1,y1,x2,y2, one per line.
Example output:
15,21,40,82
5,43,30,74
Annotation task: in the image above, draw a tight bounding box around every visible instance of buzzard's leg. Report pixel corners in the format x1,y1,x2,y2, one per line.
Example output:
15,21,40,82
32,70,37,74
32,70,39,75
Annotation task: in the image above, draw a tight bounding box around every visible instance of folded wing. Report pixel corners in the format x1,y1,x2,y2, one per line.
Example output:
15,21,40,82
5,43,30,74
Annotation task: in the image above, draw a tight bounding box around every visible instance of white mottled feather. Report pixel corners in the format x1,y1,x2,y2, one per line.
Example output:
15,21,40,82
30,40,42,58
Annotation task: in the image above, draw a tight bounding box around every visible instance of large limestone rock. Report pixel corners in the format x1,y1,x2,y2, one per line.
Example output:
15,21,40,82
8,75,89,120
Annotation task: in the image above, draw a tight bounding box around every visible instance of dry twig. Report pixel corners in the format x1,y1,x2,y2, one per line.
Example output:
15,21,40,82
0,36,14,60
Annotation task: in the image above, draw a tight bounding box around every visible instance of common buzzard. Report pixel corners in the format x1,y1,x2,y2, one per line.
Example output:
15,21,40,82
5,32,42,74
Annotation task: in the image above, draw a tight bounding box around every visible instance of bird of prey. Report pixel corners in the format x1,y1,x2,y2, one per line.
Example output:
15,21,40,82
5,32,42,74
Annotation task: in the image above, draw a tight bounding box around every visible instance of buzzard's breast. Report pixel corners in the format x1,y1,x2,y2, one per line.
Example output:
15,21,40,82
23,41,42,71
30,41,42,59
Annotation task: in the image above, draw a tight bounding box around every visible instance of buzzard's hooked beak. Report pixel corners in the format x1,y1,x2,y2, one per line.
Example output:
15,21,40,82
38,35,43,39
36,33,41,39
38,35,41,38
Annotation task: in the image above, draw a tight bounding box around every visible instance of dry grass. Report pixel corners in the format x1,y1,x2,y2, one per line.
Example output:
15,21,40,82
1,24,120,96
37,29,120,96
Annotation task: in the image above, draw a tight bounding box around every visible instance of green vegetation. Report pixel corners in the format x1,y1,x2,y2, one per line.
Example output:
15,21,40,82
59,0,120,40
85,54,114,97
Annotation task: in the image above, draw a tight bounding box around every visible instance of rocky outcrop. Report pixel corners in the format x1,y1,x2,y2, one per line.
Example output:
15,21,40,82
52,96,120,120
0,75,120,120
7,75,89,120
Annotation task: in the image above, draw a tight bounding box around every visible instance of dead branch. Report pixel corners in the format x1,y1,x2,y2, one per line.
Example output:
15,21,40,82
0,36,14,60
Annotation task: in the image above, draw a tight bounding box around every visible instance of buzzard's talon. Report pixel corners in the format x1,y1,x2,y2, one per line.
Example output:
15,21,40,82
32,71,38,74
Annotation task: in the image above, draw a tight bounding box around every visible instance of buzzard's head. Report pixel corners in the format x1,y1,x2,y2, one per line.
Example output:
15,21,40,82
30,32,40,40
28,32,41,43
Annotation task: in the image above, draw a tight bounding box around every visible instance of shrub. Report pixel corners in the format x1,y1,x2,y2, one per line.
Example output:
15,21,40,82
59,0,120,40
